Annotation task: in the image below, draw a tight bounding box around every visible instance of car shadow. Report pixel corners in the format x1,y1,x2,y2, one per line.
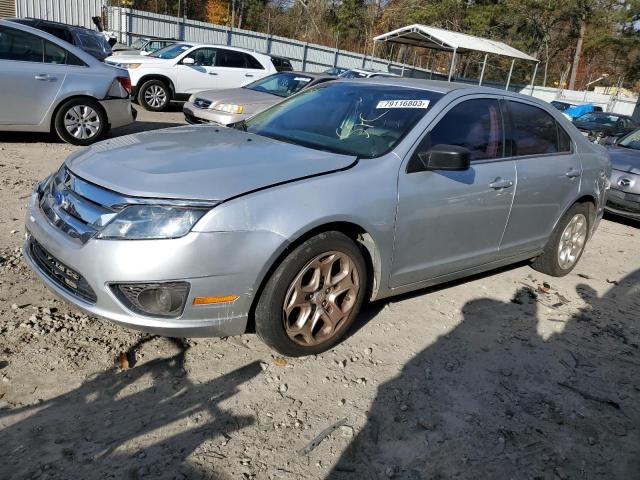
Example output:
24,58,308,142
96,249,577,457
0,337,262,479
603,211,639,228
328,269,640,478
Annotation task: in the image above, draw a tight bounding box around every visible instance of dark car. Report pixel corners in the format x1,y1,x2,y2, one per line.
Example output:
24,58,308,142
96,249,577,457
8,18,112,61
551,100,574,111
269,55,293,72
573,111,638,143
606,129,640,221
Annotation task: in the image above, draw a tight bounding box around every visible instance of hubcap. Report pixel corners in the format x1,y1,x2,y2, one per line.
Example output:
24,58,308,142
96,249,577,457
64,105,100,139
144,85,167,108
557,213,587,270
283,251,360,346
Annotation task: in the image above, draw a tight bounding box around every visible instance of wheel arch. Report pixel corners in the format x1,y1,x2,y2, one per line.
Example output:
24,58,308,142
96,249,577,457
135,74,176,100
49,95,108,133
245,221,382,333
553,194,598,240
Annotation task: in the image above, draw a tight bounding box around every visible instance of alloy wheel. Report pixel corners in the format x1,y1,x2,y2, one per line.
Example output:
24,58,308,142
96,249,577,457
557,213,587,270
283,251,360,346
144,85,167,108
64,105,101,140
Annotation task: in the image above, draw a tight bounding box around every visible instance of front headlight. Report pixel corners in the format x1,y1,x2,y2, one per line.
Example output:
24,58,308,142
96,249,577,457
98,205,208,240
188,94,195,103
126,63,142,69
214,103,244,114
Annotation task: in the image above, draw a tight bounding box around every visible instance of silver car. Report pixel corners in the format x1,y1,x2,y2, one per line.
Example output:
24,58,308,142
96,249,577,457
0,20,135,146
183,71,334,125
24,79,610,356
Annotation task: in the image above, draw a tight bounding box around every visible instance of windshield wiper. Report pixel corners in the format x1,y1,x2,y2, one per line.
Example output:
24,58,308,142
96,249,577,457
232,120,248,131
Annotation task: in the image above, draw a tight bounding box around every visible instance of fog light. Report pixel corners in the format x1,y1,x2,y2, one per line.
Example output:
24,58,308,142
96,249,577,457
112,282,190,318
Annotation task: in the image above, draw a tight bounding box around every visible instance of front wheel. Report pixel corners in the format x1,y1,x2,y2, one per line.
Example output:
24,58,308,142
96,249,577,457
531,203,590,276
138,79,170,111
255,232,367,356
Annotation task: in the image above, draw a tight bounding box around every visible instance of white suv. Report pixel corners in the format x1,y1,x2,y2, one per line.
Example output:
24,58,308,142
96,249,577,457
105,42,276,111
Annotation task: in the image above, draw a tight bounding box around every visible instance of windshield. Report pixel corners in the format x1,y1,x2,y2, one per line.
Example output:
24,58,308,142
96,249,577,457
244,73,314,98
131,38,147,49
577,113,620,126
150,43,193,59
242,82,443,158
618,129,640,150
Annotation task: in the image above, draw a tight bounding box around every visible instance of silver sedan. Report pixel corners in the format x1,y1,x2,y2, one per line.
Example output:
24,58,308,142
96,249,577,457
0,20,135,145
25,79,610,356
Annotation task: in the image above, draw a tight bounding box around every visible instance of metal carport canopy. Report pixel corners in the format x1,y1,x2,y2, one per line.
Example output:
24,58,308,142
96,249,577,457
373,24,539,90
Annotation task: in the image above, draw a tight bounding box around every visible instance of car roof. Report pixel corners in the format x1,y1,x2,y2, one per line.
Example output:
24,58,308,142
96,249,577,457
0,19,100,65
11,17,97,33
172,41,270,57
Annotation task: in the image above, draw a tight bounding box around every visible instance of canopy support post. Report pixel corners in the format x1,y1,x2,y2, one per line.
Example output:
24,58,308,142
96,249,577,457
478,53,488,86
505,59,515,90
529,62,539,95
448,49,457,82
369,41,377,69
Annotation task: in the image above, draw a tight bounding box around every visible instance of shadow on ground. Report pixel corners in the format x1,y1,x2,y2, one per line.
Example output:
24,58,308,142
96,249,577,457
0,338,261,480
329,270,640,479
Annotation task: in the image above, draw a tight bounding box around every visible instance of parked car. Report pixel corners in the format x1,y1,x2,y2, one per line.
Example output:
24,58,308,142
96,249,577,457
339,68,399,78
111,37,177,56
105,42,277,111
8,17,112,61
24,79,610,356
550,100,575,112
183,71,334,125
605,128,640,220
269,55,293,72
0,20,135,145
573,111,638,144
324,67,349,76
563,103,603,119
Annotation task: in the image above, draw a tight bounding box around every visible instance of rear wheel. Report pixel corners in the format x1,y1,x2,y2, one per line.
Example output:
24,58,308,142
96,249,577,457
531,203,590,276
255,232,367,356
138,79,170,111
53,98,107,146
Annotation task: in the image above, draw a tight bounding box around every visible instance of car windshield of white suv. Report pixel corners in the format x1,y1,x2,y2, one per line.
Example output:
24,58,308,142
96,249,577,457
618,129,640,150
150,43,193,59
242,82,443,158
244,73,313,98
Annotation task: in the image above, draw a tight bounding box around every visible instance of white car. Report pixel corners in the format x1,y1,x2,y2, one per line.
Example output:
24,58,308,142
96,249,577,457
105,42,277,111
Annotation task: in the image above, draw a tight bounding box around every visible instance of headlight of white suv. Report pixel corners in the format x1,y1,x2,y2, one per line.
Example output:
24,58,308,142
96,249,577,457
98,205,208,240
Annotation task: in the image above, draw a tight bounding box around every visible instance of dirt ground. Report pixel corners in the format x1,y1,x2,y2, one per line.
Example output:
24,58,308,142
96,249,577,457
1,106,639,480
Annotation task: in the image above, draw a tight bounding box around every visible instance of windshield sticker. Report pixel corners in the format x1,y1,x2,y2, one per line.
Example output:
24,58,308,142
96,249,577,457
294,77,312,82
376,99,430,109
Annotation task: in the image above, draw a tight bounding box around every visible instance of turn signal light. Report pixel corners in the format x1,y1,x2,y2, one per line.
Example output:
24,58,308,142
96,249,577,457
193,295,239,305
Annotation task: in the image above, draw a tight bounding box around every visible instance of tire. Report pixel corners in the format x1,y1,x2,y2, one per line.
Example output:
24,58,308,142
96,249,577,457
531,202,590,277
53,98,107,146
255,231,367,356
138,79,170,111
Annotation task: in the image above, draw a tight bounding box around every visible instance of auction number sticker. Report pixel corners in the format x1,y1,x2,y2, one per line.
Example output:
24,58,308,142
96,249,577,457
376,99,430,109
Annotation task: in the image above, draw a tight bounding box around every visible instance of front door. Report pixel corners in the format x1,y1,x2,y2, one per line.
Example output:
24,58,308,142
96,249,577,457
499,100,582,255
391,96,516,288
175,47,221,94
0,25,67,126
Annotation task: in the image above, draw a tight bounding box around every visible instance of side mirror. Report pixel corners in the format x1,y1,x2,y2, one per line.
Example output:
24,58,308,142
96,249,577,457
408,144,471,173
182,57,195,65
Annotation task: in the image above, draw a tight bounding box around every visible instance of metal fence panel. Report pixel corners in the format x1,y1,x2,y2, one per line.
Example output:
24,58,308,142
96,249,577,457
16,0,104,27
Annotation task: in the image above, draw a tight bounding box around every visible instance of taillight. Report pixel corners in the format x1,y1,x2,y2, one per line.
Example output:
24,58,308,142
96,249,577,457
117,76,131,94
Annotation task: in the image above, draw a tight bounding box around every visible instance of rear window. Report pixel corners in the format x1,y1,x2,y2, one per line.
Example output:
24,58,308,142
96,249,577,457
508,101,559,156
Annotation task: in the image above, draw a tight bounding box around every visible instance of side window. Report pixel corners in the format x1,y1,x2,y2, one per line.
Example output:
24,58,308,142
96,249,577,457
76,32,101,50
426,98,504,161
40,26,74,44
190,47,216,66
557,124,573,153
0,26,44,62
244,53,264,69
44,41,67,64
216,48,247,68
508,101,559,156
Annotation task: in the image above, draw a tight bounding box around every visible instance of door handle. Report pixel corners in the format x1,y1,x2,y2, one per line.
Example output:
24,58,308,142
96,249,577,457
35,74,55,81
565,168,580,179
489,178,514,190
208,72,218,75
245,74,254,77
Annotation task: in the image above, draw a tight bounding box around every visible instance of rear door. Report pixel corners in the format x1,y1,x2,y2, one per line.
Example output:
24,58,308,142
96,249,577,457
391,96,517,287
212,48,265,88
0,25,68,126
499,99,581,256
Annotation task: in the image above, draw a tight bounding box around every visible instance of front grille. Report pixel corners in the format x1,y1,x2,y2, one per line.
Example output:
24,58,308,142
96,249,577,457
193,97,212,109
29,239,97,303
39,167,119,244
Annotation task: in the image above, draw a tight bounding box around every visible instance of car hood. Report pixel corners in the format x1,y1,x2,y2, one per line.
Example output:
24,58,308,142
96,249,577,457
607,146,640,174
574,121,619,134
105,54,166,64
194,88,281,112
65,125,357,201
